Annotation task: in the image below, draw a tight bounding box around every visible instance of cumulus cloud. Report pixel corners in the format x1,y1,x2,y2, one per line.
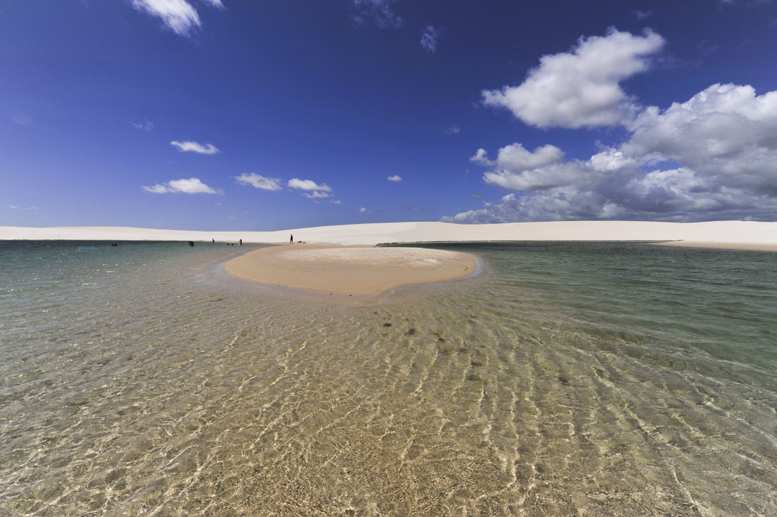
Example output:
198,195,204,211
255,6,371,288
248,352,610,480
449,29,777,222
131,0,223,36
482,29,665,128
358,207,370,213
288,178,333,199
472,144,586,192
421,25,440,53
288,178,332,192
143,178,222,194
486,143,565,172
445,124,461,134
622,83,777,194
453,81,777,223
387,175,402,182
234,173,283,191
170,140,220,154
470,148,492,166
352,0,402,28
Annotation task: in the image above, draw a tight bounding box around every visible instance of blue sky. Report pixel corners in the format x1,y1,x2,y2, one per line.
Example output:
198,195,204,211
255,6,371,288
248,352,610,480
3,0,777,230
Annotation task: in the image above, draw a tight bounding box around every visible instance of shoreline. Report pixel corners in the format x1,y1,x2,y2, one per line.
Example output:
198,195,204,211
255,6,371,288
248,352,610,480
654,241,777,252
223,244,478,297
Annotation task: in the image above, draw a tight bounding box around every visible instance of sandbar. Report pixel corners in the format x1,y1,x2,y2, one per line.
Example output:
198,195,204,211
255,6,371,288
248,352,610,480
224,244,477,297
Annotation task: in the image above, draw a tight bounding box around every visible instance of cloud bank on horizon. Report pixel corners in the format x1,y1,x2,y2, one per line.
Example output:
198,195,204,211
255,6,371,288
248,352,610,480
449,29,777,223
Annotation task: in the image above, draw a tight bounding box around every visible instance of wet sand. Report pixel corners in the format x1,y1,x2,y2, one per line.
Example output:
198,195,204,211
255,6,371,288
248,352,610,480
224,244,477,297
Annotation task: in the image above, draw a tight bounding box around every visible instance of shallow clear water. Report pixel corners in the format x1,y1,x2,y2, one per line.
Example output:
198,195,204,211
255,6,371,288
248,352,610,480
1,240,776,516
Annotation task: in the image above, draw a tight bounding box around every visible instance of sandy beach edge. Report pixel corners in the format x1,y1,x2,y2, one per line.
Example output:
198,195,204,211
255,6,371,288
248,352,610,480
223,244,478,298
654,241,777,252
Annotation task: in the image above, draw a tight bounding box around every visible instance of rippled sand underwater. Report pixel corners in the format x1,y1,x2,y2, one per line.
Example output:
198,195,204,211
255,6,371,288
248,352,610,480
1,241,776,515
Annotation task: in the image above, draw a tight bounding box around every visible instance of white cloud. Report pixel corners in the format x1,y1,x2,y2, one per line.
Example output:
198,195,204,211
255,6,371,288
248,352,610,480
234,173,283,191
131,0,200,37
421,26,440,53
445,124,461,134
170,140,220,154
456,82,777,222
456,81,777,222
495,143,565,171
304,191,331,199
359,207,370,213
131,0,224,36
8,205,18,209
451,31,777,223
633,10,652,20
622,84,777,192
474,144,580,191
589,148,639,171
288,178,332,192
482,29,665,128
470,148,492,166
288,178,333,200
130,120,154,130
387,175,402,182
143,177,222,194
352,0,401,29
484,161,593,192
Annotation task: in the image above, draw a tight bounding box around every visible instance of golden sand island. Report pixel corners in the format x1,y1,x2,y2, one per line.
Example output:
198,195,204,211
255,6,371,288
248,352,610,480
224,244,477,297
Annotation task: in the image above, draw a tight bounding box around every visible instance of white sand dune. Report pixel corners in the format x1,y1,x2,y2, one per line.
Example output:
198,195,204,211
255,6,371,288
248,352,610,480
3,221,777,249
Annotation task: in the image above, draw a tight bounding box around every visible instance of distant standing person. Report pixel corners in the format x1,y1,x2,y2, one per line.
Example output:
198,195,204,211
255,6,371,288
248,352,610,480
239,239,242,245
290,234,293,244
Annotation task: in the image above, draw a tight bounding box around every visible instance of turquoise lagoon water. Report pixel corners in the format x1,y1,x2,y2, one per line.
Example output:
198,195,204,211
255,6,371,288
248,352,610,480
1,240,776,515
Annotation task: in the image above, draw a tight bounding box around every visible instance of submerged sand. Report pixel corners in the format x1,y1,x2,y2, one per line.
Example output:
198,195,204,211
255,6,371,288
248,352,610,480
224,244,477,297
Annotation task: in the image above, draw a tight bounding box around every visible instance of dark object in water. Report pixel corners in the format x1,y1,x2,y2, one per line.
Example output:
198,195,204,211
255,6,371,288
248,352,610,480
188,241,194,247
